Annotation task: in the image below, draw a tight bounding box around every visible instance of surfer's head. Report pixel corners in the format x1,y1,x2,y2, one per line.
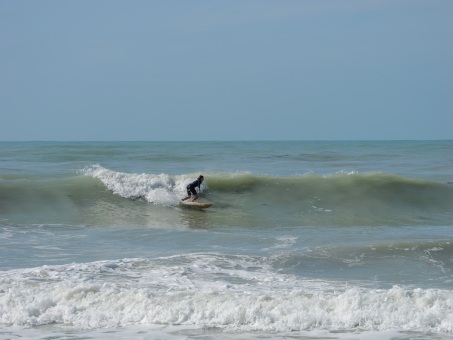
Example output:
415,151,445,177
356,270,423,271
198,175,204,182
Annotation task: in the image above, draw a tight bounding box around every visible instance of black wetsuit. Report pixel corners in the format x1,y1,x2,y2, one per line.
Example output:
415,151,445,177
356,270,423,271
187,179,202,196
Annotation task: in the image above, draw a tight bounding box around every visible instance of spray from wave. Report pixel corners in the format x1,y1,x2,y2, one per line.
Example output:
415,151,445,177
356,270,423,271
81,165,204,206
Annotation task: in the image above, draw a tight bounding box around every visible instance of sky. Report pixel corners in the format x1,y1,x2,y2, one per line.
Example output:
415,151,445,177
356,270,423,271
1,0,452,141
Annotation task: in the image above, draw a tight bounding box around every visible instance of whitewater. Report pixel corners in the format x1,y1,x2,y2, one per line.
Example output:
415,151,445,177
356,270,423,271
1,141,452,340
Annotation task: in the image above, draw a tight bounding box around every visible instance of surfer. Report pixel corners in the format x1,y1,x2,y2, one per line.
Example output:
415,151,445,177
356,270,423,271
182,175,204,202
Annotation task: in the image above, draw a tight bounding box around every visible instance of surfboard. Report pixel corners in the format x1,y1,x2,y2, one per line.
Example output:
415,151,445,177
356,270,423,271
180,201,212,209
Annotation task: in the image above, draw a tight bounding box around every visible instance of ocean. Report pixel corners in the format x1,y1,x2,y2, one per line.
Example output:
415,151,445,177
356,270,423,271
1,140,452,340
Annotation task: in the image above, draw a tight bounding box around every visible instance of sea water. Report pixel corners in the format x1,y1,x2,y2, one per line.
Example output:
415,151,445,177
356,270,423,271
0,141,452,340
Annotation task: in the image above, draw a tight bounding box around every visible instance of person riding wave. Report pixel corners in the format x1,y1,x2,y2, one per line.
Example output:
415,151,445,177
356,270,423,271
182,175,204,202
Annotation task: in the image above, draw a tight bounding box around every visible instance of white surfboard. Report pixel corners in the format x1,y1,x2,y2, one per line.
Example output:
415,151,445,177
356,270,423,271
180,201,212,209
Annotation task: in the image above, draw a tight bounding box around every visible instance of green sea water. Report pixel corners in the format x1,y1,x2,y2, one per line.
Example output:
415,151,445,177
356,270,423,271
1,141,452,339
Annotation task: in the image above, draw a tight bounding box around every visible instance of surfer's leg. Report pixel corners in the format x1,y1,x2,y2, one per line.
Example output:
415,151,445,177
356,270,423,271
182,186,192,201
188,186,197,201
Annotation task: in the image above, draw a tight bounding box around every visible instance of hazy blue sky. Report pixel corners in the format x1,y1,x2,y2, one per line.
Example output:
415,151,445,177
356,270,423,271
1,0,452,141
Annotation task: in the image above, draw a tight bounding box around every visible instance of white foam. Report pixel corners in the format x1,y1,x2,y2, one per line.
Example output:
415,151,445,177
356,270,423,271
1,255,453,334
81,165,205,206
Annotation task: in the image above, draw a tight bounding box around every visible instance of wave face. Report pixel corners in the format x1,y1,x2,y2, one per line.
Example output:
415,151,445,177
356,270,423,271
1,165,452,227
207,170,452,206
85,165,453,226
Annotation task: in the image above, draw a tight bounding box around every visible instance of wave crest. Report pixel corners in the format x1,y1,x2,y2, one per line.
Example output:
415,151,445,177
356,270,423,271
81,166,453,213
81,165,193,205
